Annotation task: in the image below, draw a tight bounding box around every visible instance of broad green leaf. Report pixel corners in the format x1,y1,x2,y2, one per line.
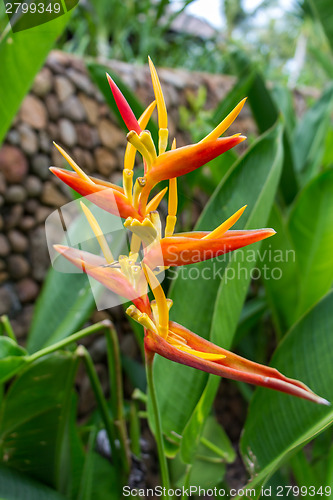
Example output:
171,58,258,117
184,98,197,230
309,0,333,52
292,84,333,183
258,204,300,335
261,170,333,333
245,69,298,204
150,122,283,455
0,337,27,383
0,11,74,144
271,85,296,136
240,290,333,492
0,465,67,500
212,70,255,125
288,169,333,319
0,352,79,491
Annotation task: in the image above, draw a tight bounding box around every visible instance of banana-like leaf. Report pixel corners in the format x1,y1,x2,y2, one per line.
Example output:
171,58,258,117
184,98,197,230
0,353,80,492
292,84,333,184
260,170,333,333
0,465,67,500
239,290,333,497
309,0,333,52
0,11,74,144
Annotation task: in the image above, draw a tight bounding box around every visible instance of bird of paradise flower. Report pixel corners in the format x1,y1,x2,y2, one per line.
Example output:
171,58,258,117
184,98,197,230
51,58,328,408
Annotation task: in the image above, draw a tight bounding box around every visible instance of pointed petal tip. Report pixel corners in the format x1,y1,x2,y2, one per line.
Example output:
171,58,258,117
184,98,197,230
318,397,331,406
53,244,68,253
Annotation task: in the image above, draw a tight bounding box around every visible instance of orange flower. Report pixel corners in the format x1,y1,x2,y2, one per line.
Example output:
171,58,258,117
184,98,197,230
51,58,327,405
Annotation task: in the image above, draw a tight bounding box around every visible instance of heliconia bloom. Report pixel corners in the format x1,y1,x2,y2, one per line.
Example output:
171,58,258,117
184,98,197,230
50,167,143,221
51,58,327,406
143,321,329,405
54,245,150,315
144,228,276,268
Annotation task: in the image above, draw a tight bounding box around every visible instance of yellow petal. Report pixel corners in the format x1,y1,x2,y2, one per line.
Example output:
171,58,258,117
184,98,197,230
80,202,114,264
170,341,226,361
53,142,94,184
201,98,247,143
203,205,247,240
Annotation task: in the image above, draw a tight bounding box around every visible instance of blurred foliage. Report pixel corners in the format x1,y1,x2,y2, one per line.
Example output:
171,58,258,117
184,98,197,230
53,0,333,88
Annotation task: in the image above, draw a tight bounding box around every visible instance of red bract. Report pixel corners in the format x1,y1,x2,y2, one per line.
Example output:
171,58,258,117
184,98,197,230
144,322,328,405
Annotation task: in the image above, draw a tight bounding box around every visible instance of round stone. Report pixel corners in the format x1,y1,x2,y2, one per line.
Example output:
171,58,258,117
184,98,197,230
26,176,43,197
16,278,39,303
0,145,28,184
0,234,10,257
20,94,47,129
8,230,28,253
59,119,77,147
8,255,30,280
5,185,26,204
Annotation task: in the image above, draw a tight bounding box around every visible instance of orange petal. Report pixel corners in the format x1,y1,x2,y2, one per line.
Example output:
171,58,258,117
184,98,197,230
50,167,143,221
144,228,276,268
144,323,328,405
54,245,150,314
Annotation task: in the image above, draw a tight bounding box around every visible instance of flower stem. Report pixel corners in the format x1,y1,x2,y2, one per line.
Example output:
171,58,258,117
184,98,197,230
146,353,171,498
28,320,111,362
106,323,131,475
0,315,16,342
77,345,123,476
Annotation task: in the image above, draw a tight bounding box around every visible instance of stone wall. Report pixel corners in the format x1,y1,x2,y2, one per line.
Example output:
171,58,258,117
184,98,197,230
0,50,311,343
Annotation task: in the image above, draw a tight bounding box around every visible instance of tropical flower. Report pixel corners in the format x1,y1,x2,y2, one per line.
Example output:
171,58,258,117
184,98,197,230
51,58,327,405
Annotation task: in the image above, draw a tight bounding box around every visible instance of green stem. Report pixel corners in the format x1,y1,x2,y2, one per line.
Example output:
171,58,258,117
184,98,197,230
28,321,110,363
181,465,192,500
146,354,171,498
77,345,121,474
0,315,17,342
106,323,131,475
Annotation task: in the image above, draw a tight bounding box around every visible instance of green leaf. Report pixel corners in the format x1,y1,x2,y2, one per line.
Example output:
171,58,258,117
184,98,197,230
212,70,255,125
261,169,333,333
0,337,27,383
0,465,67,500
288,169,333,319
150,122,283,456
271,85,296,136
247,72,298,205
258,204,300,335
309,0,333,52
292,84,333,184
0,352,79,491
240,290,333,491
0,11,74,145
